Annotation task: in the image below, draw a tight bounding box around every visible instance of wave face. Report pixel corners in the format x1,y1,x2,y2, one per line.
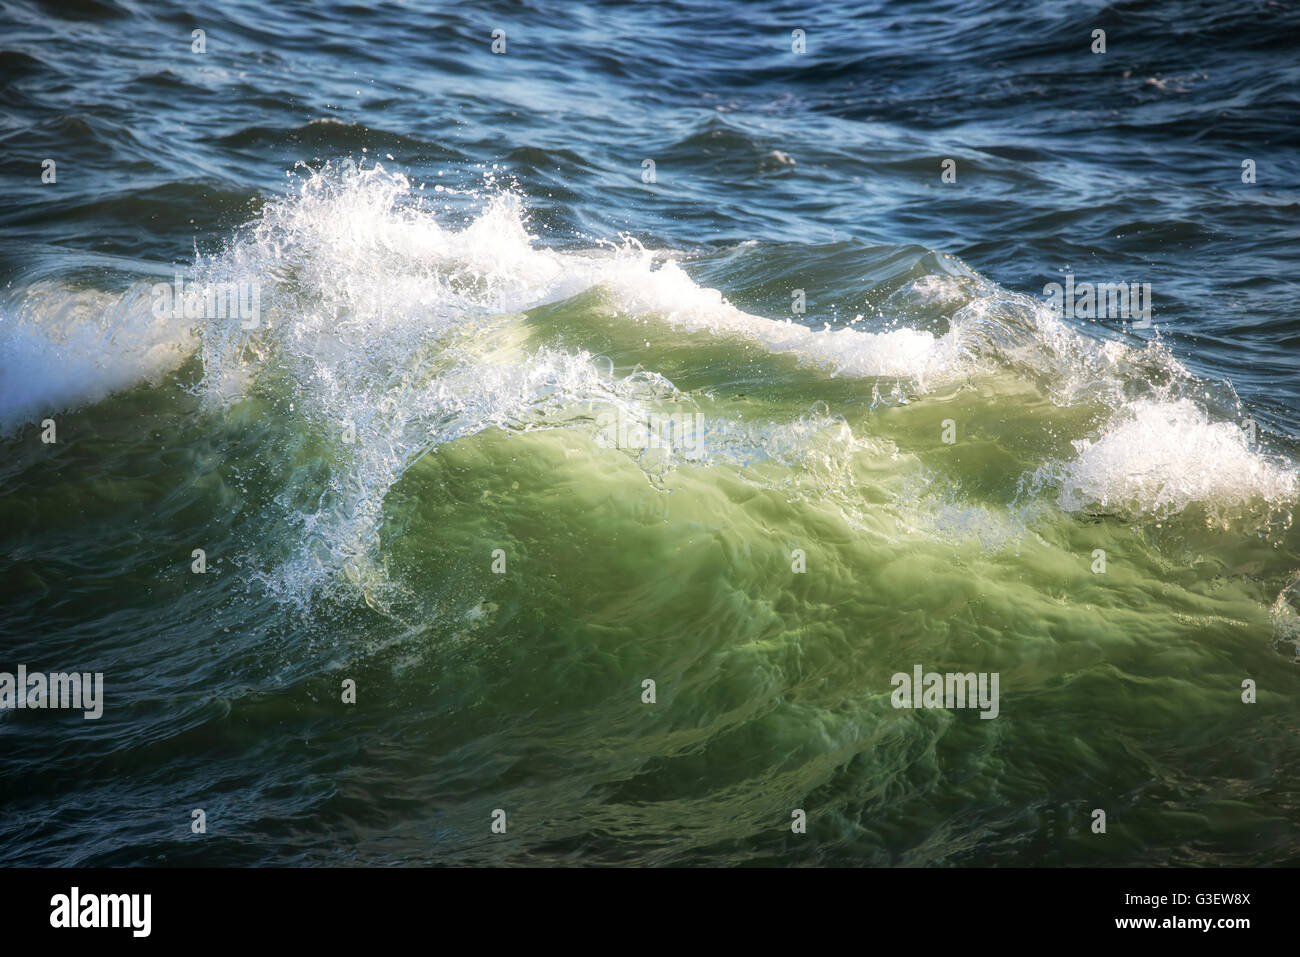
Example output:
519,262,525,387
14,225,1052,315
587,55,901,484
3,0,1300,868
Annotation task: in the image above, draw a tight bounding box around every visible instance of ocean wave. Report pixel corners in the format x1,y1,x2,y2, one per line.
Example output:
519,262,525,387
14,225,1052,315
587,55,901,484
4,162,1295,606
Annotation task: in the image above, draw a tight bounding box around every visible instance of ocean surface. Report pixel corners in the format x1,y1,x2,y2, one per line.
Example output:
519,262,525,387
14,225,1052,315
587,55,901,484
1,0,1299,866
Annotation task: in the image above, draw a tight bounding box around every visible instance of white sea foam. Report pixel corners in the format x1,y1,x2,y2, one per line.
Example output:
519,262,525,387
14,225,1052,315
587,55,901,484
0,165,1046,437
0,280,194,435
598,257,959,383
1044,398,1298,518
4,164,1294,603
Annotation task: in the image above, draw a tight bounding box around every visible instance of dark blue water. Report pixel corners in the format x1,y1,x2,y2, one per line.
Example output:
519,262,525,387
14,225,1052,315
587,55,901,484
1,0,1299,867
5,0,1298,430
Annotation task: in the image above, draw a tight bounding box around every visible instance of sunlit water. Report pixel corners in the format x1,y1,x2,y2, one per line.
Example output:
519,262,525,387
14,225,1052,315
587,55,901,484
1,0,1299,865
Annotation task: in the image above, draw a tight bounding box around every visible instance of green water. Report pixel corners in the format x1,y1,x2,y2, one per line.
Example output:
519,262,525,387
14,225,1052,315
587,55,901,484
3,168,1299,867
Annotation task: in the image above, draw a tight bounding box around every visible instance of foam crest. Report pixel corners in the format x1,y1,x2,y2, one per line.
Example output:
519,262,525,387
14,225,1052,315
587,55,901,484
0,280,195,435
600,260,959,384
6,163,1294,608
1041,398,1298,519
